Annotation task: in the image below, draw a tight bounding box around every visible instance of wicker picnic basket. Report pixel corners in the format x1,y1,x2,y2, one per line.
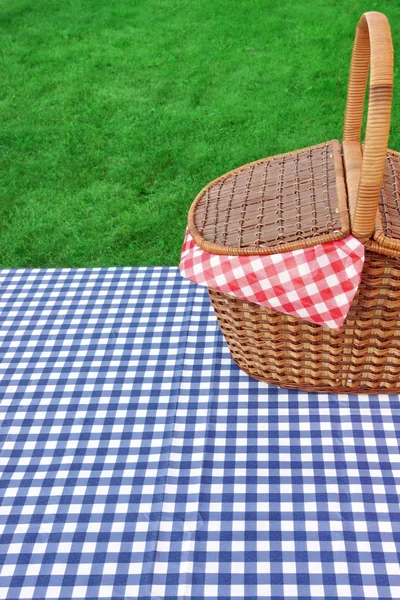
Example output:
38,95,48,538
186,11,400,393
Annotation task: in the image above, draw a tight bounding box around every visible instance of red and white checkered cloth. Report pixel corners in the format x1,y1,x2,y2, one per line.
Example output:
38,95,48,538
180,229,365,329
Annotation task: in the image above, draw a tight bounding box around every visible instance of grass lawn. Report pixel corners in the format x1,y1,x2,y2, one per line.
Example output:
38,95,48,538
1,0,400,267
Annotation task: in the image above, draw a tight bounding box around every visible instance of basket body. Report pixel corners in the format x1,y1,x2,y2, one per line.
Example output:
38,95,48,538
209,247,400,393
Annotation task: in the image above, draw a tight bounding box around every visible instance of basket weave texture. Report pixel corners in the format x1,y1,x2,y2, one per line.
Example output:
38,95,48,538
187,11,400,393
191,141,348,253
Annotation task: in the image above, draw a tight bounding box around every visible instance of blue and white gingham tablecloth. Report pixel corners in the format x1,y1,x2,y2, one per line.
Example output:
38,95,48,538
1,266,400,600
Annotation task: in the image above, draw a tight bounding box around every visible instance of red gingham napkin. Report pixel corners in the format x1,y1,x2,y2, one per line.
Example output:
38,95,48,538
179,229,365,329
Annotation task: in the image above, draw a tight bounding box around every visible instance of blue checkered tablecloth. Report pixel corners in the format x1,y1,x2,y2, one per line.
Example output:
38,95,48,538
1,266,400,600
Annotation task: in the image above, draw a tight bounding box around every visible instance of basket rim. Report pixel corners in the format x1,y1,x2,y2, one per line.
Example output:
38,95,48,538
187,140,351,256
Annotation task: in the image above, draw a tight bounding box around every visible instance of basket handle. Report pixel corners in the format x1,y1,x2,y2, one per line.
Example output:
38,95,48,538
343,11,393,241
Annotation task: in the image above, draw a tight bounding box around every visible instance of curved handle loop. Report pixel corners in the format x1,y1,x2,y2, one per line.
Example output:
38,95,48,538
343,11,393,240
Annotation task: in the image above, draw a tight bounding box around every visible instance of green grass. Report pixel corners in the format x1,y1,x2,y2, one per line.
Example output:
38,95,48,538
1,0,400,267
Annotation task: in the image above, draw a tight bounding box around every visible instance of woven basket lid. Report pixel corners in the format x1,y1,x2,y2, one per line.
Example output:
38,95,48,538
189,140,350,256
374,148,400,254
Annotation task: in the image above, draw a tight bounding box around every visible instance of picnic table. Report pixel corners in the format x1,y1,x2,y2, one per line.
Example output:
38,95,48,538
1,266,400,600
